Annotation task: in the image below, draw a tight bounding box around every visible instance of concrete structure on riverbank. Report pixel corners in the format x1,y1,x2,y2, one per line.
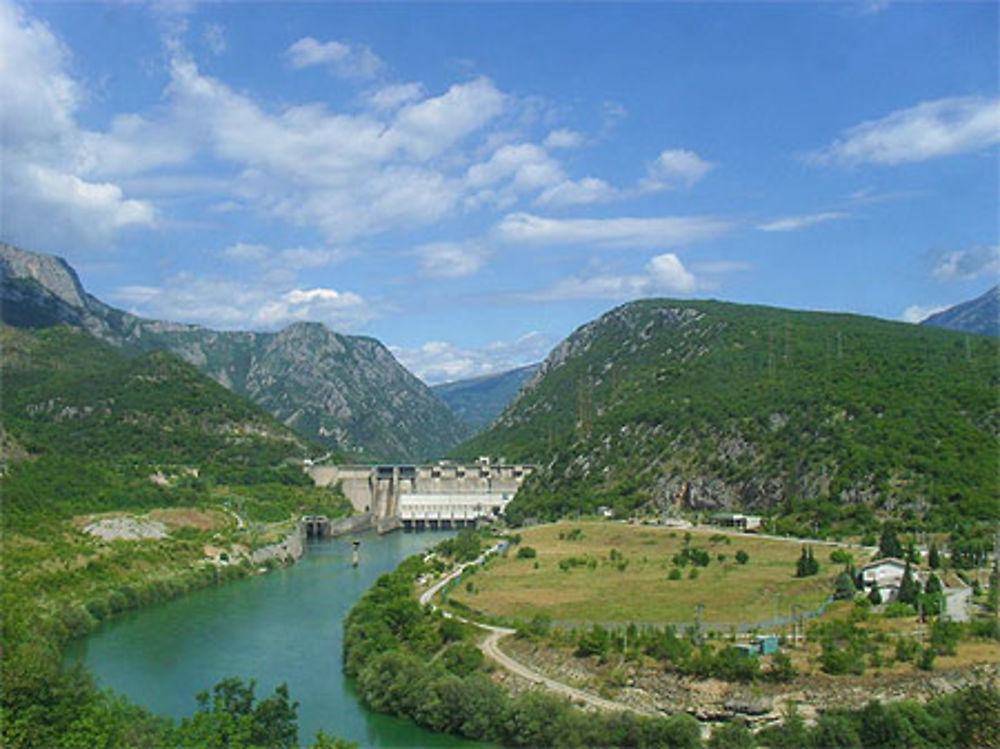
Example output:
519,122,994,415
309,459,534,530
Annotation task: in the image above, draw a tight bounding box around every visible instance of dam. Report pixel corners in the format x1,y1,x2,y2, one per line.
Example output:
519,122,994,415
308,458,534,530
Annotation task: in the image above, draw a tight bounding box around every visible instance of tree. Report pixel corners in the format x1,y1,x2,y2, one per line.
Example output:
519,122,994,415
735,549,749,565
835,572,855,600
928,542,940,570
867,586,882,606
897,561,920,607
878,526,902,559
708,719,756,748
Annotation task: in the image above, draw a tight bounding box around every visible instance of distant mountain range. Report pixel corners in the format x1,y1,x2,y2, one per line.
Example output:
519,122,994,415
0,243,470,462
456,298,998,533
921,285,999,337
431,363,540,432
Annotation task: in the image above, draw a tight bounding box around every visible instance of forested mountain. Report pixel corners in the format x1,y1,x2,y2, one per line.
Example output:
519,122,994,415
0,324,318,527
455,299,999,534
0,243,470,461
431,363,540,432
921,285,999,337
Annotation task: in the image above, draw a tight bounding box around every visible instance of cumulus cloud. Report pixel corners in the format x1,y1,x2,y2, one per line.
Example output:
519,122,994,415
809,96,1000,166
524,252,697,302
285,36,384,79
535,177,618,207
900,304,948,324
391,331,551,384
112,273,374,331
757,211,849,232
931,245,1000,281
222,242,348,270
367,82,425,111
202,23,226,55
544,128,584,149
414,241,488,279
496,212,731,249
639,149,715,191
0,0,157,249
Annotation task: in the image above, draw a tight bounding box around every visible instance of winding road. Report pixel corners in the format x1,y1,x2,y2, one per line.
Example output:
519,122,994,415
421,544,657,716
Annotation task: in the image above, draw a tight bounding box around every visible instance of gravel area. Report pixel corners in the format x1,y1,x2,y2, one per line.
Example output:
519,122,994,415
83,516,168,541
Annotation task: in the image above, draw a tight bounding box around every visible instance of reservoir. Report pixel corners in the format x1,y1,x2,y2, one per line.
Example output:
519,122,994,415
65,530,488,747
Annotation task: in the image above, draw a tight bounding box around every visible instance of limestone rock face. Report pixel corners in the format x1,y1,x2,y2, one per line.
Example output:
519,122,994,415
1,243,469,461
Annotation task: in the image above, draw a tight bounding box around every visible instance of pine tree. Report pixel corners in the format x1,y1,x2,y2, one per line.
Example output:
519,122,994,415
929,543,940,570
878,526,902,559
897,560,920,606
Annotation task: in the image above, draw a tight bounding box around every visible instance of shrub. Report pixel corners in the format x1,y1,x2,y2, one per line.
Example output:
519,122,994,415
668,568,682,580
735,549,749,565
515,546,537,559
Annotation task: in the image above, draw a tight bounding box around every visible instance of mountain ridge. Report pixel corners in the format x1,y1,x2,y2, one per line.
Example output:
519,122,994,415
0,243,470,461
456,297,998,534
431,363,541,432
921,284,999,337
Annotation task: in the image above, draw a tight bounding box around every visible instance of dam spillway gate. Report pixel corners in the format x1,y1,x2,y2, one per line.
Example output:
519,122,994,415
307,460,535,531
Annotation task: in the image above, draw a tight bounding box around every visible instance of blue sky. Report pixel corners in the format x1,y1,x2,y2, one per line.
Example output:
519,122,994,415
2,0,997,383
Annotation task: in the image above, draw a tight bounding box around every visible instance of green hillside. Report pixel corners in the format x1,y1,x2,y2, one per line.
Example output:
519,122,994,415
456,299,999,534
0,325,327,529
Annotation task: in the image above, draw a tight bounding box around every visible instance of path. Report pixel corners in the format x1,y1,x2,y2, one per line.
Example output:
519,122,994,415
420,543,658,717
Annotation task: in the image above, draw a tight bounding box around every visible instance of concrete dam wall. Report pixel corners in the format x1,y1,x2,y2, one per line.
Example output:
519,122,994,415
308,462,534,528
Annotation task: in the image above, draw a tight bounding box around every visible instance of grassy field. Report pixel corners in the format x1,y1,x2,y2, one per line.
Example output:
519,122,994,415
450,521,850,626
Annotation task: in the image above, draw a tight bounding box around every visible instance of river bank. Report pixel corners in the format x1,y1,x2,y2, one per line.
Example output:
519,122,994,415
65,529,484,747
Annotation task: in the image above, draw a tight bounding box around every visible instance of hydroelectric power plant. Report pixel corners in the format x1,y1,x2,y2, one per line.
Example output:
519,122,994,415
307,458,534,533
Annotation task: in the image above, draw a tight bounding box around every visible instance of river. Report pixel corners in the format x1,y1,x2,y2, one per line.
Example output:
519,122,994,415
64,530,491,748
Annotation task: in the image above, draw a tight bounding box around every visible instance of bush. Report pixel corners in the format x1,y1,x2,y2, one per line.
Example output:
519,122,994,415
668,568,682,580
735,549,749,565
516,546,537,559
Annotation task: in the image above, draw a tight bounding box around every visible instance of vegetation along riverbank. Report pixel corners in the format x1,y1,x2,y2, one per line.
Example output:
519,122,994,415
344,528,1000,748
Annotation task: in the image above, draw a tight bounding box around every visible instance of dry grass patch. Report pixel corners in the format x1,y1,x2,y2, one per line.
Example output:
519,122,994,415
453,521,838,625
148,507,227,531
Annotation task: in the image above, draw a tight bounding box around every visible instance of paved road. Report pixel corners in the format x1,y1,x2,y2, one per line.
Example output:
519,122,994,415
420,543,656,716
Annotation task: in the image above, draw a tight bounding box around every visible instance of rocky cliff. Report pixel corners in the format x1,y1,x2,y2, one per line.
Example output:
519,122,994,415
1,243,469,461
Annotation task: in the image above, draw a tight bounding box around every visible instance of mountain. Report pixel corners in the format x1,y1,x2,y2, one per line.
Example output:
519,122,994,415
0,243,470,461
431,363,540,432
921,285,999,337
455,299,999,534
0,323,320,525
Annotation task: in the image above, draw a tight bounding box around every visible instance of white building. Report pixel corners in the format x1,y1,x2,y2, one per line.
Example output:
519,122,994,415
860,558,921,602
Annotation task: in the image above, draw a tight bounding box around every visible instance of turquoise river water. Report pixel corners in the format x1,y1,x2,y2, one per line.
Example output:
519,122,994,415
64,530,492,748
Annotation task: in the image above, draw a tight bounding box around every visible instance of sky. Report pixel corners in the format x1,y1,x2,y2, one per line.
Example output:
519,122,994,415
1,0,997,384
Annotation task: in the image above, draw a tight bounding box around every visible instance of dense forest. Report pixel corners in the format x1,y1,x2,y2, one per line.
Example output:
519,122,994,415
456,299,999,535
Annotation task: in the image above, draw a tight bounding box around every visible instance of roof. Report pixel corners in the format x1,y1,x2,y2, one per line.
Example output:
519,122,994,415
860,557,909,571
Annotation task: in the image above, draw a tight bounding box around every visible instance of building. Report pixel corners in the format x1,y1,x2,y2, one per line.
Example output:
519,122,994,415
860,558,921,603
709,512,762,532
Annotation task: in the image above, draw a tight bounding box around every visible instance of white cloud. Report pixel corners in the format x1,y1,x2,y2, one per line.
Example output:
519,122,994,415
202,23,226,56
285,36,383,79
544,128,584,149
496,212,732,249
901,304,948,324
223,242,271,263
525,252,697,302
391,331,551,384
366,82,424,111
0,0,157,250
111,274,375,331
415,241,488,279
932,245,1000,281
536,177,618,207
810,96,1000,166
466,143,563,191
222,242,347,270
639,149,715,191
757,211,849,232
